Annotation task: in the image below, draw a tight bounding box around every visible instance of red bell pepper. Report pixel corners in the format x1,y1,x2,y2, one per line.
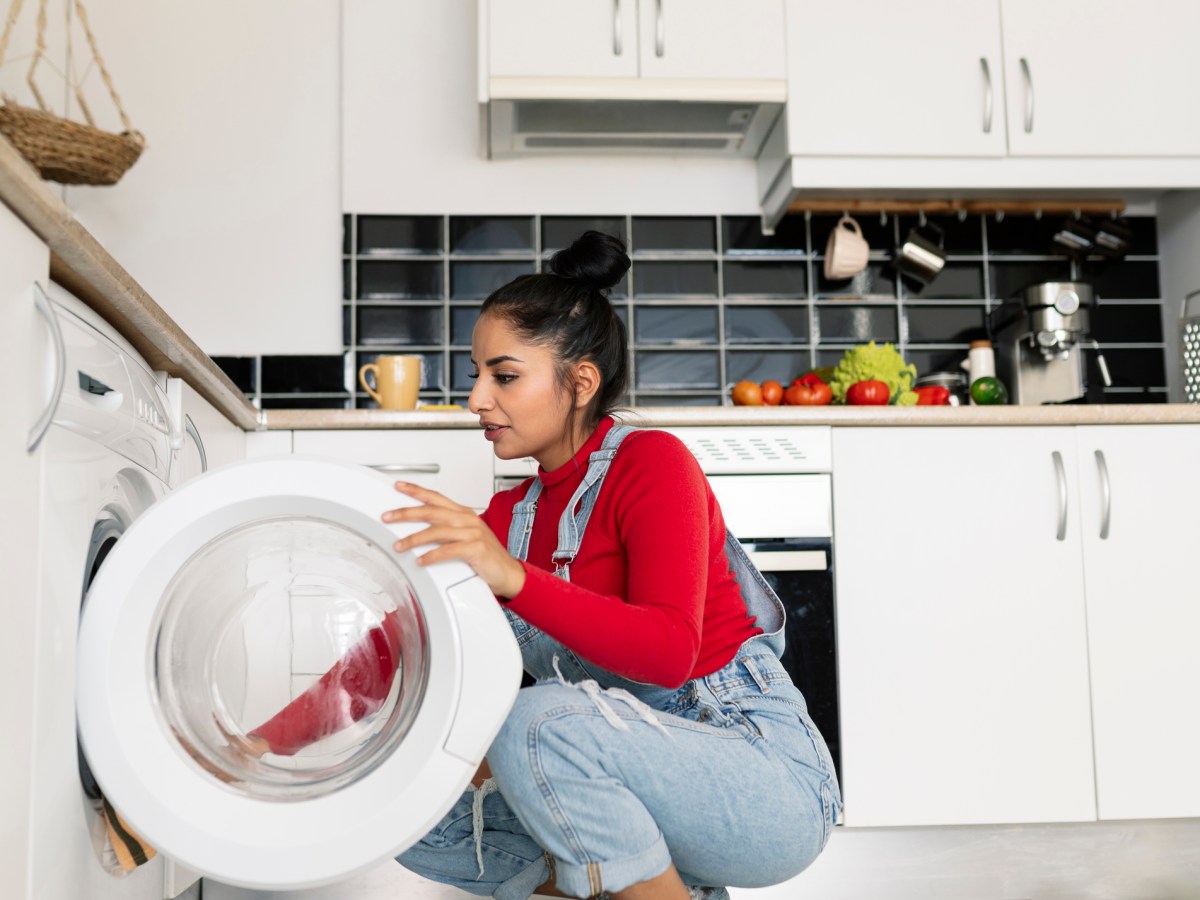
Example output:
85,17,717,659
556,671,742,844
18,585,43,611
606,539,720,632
914,385,951,406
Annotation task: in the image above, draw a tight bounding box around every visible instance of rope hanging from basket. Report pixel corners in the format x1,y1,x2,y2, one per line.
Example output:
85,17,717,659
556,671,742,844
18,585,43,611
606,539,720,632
0,0,145,185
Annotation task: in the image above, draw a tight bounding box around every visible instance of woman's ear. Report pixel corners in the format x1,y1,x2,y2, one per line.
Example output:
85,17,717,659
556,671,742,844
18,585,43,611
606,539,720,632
573,360,602,409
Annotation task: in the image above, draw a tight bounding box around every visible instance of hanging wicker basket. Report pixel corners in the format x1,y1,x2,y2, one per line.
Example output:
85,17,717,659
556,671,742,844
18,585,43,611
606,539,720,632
0,101,143,184
0,0,145,185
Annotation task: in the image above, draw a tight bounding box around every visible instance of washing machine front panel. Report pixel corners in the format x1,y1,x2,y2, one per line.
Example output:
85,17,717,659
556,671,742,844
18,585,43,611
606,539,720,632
76,456,521,889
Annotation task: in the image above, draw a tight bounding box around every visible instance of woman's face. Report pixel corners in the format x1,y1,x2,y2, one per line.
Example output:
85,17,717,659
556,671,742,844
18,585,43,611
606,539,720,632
467,314,585,471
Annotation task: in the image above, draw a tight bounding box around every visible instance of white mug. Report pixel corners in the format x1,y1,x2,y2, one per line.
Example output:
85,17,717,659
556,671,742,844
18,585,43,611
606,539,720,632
823,215,870,280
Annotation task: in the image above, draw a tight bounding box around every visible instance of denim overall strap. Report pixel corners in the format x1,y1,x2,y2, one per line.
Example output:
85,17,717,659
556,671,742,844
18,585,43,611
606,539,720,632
722,530,787,659
506,478,543,559
549,424,636,581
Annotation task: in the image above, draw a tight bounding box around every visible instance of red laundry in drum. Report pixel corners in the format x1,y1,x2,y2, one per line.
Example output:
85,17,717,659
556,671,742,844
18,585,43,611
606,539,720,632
251,611,403,756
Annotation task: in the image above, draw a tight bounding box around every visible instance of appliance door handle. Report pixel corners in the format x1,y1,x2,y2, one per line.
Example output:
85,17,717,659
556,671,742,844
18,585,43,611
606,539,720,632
744,549,828,572
612,0,622,56
655,0,664,57
368,463,441,475
185,414,208,474
980,57,993,134
1095,450,1111,540
1052,450,1067,541
28,282,65,453
1020,57,1034,133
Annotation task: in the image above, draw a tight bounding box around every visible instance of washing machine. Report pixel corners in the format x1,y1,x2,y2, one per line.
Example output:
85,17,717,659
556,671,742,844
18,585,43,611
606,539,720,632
25,282,521,897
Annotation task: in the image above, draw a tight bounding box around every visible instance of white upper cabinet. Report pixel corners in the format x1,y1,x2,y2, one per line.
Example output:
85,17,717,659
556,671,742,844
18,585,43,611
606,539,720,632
832,427,1096,827
486,0,785,85
636,0,785,82
1001,0,1200,157
783,0,1006,157
488,0,639,79
1075,425,1200,820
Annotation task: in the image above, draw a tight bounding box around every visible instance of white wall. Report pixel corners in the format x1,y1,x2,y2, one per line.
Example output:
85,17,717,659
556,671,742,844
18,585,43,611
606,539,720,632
342,0,762,215
1,1,343,357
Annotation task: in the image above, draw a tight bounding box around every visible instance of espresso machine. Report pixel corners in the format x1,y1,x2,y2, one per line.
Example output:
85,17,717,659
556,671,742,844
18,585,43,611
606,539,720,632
989,282,1105,405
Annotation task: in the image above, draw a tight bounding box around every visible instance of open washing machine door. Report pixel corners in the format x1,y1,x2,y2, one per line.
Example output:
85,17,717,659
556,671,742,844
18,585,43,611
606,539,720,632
76,455,521,890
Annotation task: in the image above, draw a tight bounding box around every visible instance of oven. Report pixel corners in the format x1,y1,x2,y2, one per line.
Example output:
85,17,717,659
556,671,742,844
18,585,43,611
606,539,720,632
670,427,841,782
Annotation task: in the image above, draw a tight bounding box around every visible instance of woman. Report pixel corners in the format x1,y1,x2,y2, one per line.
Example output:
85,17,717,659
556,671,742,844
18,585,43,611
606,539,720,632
379,231,841,900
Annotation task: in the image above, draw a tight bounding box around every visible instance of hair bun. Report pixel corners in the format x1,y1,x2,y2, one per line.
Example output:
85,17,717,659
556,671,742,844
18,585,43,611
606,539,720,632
549,230,630,293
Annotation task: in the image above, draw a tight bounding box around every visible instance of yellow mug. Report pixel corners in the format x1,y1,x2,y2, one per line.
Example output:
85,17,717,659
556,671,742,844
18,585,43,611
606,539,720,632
359,355,422,410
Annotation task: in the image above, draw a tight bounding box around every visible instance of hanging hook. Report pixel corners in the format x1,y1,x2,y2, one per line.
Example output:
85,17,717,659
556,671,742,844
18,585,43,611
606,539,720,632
880,210,888,226
1073,208,1082,220
918,209,927,227
957,208,968,223
995,210,1005,223
1034,208,1043,220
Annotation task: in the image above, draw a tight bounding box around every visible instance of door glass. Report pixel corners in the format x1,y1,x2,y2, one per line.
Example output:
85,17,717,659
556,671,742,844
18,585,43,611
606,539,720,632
154,517,428,800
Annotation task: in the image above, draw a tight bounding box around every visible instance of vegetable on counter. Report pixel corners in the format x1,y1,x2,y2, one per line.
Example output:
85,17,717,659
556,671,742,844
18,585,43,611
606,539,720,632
829,341,919,406
970,376,1010,405
760,379,784,406
914,385,951,406
784,375,833,405
730,380,764,405
845,379,891,405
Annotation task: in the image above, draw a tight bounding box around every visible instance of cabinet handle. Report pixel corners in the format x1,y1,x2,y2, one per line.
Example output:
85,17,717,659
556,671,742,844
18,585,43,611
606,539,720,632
612,0,622,56
980,58,993,134
1095,450,1111,540
184,414,208,474
1052,450,1067,541
27,282,65,454
369,463,441,474
1020,57,1034,133
655,0,664,57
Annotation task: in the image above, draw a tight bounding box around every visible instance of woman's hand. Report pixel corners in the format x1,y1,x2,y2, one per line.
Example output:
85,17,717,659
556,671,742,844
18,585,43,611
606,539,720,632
383,482,527,599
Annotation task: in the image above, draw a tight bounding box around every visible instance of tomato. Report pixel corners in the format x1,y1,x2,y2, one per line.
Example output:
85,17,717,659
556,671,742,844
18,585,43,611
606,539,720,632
846,379,891,405
730,380,764,406
783,382,833,405
760,380,783,405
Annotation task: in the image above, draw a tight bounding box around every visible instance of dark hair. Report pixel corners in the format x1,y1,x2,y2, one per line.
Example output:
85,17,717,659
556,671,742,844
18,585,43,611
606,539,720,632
479,230,630,439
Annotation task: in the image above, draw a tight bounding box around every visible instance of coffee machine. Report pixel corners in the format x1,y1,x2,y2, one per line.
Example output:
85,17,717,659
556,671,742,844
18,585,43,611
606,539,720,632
989,282,1097,405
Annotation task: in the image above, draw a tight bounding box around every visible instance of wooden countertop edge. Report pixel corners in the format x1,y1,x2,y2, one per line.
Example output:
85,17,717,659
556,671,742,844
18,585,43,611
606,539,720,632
265,404,1200,430
0,135,260,431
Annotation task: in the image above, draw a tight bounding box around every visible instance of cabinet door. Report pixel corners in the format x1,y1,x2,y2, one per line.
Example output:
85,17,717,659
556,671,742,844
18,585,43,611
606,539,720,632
1001,0,1200,156
782,0,1005,157
488,0,639,78
638,0,785,82
1076,425,1200,819
832,427,1096,826
292,430,495,511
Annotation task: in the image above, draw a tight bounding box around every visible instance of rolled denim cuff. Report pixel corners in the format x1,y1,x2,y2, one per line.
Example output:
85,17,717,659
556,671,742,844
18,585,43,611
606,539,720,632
552,834,672,899
493,853,550,900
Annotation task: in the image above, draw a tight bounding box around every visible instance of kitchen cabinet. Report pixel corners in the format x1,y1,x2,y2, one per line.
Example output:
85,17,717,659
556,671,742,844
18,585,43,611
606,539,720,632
0,203,50,898
291,430,496,511
783,0,1007,158
176,380,247,484
1001,1,1200,157
486,0,786,83
831,426,1096,827
1075,425,1200,820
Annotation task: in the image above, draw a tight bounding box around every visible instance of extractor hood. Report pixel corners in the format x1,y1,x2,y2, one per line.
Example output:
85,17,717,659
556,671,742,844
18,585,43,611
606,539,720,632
484,86,783,160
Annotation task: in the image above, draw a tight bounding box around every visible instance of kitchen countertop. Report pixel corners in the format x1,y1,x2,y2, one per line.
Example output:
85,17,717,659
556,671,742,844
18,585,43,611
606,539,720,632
269,404,1200,429
6,134,1200,431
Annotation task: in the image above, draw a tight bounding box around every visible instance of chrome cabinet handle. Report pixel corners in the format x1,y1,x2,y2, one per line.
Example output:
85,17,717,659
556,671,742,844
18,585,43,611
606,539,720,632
1020,57,1034,133
612,0,622,56
28,282,65,453
1095,450,1111,540
369,463,441,474
1052,450,1067,541
185,414,208,474
980,58,993,134
655,0,664,57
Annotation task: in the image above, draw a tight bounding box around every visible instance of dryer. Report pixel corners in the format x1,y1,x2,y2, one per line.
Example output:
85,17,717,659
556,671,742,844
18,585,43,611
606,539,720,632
24,282,521,897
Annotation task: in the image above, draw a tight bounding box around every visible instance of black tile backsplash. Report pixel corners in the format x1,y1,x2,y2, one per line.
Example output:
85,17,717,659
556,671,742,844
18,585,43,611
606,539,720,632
246,213,1169,407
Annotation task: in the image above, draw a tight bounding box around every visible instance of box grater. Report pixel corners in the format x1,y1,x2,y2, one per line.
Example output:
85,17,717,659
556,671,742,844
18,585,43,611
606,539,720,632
1183,290,1200,403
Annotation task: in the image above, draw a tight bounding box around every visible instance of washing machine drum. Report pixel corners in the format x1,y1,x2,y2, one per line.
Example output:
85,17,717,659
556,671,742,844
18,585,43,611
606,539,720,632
76,456,521,890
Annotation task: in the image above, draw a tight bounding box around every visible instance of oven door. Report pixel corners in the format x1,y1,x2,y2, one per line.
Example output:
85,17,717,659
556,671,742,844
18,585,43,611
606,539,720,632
740,538,840,783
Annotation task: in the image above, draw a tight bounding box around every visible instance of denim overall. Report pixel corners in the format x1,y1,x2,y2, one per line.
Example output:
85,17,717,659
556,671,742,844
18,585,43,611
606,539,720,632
396,425,841,900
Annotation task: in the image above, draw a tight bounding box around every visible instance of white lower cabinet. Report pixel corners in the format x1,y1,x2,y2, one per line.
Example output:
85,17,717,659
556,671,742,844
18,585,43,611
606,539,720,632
292,430,495,511
832,426,1096,827
1076,425,1200,821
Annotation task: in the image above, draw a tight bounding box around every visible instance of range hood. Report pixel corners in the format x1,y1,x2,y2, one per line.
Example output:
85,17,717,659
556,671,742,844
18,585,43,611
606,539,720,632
486,92,782,159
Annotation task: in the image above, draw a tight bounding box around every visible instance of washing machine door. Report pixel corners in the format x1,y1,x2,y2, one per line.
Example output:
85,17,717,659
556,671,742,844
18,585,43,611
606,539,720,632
76,455,521,890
